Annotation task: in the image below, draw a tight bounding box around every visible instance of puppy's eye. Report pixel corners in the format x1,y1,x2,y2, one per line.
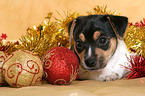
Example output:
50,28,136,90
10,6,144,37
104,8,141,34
99,36,108,45
76,40,83,48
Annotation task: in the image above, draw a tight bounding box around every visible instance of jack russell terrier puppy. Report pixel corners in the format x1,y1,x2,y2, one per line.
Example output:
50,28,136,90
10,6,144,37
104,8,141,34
68,14,131,81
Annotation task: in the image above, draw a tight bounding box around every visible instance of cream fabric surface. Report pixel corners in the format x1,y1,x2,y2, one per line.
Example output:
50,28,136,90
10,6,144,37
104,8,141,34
0,0,145,40
1,78,145,96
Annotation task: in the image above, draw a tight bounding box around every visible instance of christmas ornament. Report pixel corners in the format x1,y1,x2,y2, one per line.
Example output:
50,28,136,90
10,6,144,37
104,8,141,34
0,33,7,40
0,51,7,86
2,50,43,88
124,20,145,58
41,47,79,85
125,55,145,79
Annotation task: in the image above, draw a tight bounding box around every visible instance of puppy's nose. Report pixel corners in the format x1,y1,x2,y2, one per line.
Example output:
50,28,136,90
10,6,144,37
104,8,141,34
85,58,96,67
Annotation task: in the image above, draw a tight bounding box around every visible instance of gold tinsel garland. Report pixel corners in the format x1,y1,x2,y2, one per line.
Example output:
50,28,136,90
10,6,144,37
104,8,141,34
17,12,71,58
55,11,80,33
87,5,120,15
124,20,145,58
0,5,145,58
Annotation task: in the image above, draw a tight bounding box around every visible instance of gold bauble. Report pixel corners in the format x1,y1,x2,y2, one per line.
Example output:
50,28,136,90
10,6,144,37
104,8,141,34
0,51,7,86
2,50,43,88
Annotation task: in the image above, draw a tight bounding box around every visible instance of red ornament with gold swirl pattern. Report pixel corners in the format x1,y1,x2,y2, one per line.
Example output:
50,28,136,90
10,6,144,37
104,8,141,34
41,47,79,85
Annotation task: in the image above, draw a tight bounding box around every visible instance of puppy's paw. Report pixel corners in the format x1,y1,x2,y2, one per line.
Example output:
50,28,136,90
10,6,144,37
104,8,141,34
97,72,119,81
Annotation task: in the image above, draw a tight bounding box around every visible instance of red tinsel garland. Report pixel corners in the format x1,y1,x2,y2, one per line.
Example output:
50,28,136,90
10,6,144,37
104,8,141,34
129,18,145,27
126,55,145,79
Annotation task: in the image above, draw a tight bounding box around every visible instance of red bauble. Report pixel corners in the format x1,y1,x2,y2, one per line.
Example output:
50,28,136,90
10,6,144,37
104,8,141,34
126,55,145,79
41,47,79,85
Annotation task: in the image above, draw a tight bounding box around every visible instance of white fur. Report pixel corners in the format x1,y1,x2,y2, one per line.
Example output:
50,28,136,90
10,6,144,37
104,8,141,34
88,46,92,57
78,39,132,81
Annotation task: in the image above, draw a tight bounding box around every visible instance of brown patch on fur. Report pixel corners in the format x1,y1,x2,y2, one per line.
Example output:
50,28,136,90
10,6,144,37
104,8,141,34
95,38,117,62
79,33,85,42
74,43,85,60
93,31,101,41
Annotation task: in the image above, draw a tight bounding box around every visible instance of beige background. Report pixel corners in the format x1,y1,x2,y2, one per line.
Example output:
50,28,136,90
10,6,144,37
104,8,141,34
0,0,145,40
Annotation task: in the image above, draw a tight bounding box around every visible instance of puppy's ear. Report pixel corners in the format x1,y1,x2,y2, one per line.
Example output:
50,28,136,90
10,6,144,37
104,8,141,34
104,15,128,39
68,16,83,43
68,20,76,43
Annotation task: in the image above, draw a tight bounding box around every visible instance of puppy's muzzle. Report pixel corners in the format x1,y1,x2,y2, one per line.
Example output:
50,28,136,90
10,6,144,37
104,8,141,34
85,57,96,68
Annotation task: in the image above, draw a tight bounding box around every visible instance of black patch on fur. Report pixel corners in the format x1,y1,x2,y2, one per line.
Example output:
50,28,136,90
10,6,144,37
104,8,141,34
68,14,128,54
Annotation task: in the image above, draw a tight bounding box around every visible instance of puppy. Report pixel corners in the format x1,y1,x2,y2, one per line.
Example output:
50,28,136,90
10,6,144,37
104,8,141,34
68,14,131,81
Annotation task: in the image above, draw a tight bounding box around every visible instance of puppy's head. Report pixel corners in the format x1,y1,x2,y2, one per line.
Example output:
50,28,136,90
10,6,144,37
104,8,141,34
68,14,128,70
